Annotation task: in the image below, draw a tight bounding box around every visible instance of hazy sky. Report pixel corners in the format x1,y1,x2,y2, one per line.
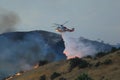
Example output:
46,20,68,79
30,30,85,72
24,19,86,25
0,0,120,44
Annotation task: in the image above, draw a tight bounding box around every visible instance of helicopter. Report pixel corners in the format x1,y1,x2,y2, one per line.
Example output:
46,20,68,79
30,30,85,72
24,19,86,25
53,21,75,33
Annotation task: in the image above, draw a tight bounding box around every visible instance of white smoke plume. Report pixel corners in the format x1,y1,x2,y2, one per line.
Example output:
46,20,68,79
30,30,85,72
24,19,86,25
62,32,97,59
0,8,20,34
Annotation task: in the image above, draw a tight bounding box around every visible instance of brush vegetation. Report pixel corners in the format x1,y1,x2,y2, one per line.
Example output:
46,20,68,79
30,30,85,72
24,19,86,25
7,49,120,80
75,73,93,80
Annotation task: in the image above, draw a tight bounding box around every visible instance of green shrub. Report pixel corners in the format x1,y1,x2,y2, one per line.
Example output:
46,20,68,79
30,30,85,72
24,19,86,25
103,59,112,65
75,73,93,80
85,55,93,59
59,77,66,80
39,75,46,80
68,57,89,71
94,61,101,67
38,60,48,66
118,47,120,50
78,60,89,68
50,72,61,80
110,47,118,52
69,57,81,69
95,52,106,58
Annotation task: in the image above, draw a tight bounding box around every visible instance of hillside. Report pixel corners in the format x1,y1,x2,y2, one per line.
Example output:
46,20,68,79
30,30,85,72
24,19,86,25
0,30,114,79
7,50,120,80
0,30,66,79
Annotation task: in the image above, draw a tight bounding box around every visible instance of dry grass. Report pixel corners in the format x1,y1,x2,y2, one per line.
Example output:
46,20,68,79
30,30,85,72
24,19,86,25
9,50,120,80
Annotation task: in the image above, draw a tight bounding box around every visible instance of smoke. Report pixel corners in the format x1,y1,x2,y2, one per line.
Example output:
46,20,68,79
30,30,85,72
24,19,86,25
0,31,66,79
0,8,20,34
0,34,54,71
62,32,97,59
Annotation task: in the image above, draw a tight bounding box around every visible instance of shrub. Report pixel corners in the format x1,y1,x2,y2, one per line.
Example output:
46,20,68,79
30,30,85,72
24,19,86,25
50,72,61,80
84,55,93,59
110,47,118,52
103,59,112,65
95,52,106,58
39,75,46,80
68,57,89,71
59,77,66,80
75,73,93,80
78,60,89,68
94,61,101,67
38,60,48,66
69,57,81,69
118,47,120,50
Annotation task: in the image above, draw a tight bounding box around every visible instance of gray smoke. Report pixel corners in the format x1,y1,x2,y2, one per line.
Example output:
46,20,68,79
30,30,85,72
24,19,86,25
62,32,112,59
0,8,20,34
62,32,96,59
0,31,66,79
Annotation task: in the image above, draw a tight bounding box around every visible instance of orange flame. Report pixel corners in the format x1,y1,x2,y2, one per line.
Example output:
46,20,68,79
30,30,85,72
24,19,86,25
64,51,73,59
64,50,81,59
5,76,13,80
15,72,21,76
33,64,39,69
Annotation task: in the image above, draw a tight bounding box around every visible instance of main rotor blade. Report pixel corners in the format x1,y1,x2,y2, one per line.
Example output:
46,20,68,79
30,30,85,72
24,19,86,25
62,21,69,25
53,23,61,26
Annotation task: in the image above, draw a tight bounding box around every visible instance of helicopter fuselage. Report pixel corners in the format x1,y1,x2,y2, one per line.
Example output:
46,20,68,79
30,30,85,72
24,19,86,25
55,25,74,32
